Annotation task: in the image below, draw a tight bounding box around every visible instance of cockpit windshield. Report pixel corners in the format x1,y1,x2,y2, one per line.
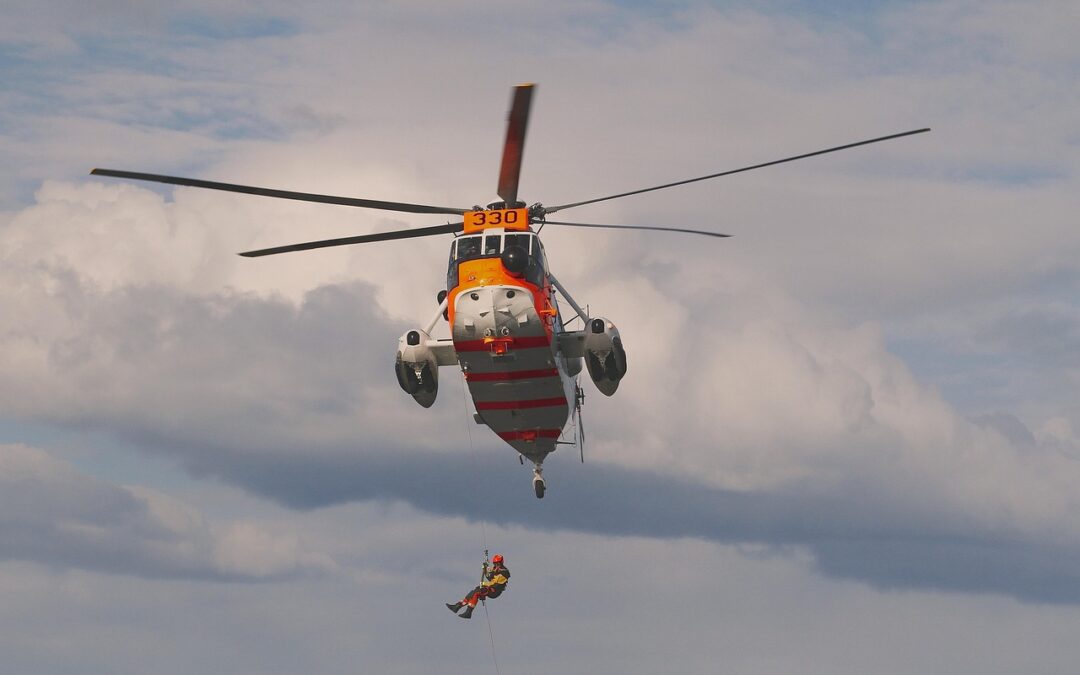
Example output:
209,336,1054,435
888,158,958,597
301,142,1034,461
453,232,536,262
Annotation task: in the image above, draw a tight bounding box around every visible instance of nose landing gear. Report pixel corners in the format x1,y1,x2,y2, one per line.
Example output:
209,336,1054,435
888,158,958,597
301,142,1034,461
532,466,546,499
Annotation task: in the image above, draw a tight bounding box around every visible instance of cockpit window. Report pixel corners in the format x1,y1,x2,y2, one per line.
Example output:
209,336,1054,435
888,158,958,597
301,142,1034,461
456,236,481,260
503,234,532,254
533,239,545,270
484,234,501,256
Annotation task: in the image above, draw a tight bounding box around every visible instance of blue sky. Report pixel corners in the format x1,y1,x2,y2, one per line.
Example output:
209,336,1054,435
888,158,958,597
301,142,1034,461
2,1,1080,673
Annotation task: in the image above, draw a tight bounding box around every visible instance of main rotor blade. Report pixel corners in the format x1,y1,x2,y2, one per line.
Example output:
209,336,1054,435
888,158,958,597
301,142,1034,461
496,84,535,204
543,220,730,238
90,168,469,216
238,222,464,257
543,128,931,214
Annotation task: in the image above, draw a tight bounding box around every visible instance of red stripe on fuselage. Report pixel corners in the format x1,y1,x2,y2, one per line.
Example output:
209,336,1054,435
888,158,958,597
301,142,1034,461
454,335,551,352
465,368,560,382
475,396,567,411
496,429,563,441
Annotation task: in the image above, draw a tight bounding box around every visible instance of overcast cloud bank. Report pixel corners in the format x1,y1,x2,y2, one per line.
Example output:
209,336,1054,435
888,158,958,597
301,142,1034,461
0,443,334,580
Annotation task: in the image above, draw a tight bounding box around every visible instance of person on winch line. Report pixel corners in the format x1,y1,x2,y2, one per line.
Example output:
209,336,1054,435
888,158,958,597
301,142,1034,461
446,554,510,619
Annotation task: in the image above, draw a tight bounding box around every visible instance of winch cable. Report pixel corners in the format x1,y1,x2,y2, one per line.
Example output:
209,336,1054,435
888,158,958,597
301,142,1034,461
459,374,489,552
481,592,500,675
459,374,502,675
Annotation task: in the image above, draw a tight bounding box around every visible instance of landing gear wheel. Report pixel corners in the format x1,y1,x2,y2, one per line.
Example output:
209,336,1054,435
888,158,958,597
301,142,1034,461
532,466,545,499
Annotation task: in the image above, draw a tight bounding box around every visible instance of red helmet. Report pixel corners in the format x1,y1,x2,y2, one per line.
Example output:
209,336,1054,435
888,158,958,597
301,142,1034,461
492,554,504,564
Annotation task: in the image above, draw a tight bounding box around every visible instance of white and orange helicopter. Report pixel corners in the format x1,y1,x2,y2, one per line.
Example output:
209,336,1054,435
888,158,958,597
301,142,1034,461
92,84,928,498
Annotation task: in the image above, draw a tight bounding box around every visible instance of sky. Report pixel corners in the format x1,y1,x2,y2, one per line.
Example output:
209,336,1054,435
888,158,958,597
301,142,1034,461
1,0,1079,672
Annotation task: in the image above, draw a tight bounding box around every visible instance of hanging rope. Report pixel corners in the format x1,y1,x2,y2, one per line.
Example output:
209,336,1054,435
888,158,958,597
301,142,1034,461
459,374,488,552
459,374,500,675
482,598,501,675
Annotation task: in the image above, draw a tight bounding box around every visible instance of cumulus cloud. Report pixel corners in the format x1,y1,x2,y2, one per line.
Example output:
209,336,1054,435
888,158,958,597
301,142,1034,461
1,116,1078,608
0,444,334,579
1,0,1079,613
7,181,1072,601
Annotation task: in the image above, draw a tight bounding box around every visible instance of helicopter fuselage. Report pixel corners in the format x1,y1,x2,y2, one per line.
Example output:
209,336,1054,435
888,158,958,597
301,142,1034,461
447,224,577,465
393,207,626,495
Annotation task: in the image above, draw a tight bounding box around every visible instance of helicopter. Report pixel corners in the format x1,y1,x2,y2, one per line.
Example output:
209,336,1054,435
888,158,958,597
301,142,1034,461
91,84,928,498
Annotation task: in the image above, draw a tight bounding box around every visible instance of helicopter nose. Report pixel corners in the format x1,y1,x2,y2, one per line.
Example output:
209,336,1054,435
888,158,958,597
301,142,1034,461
464,288,496,322
477,290,493,317
456,286,535,338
